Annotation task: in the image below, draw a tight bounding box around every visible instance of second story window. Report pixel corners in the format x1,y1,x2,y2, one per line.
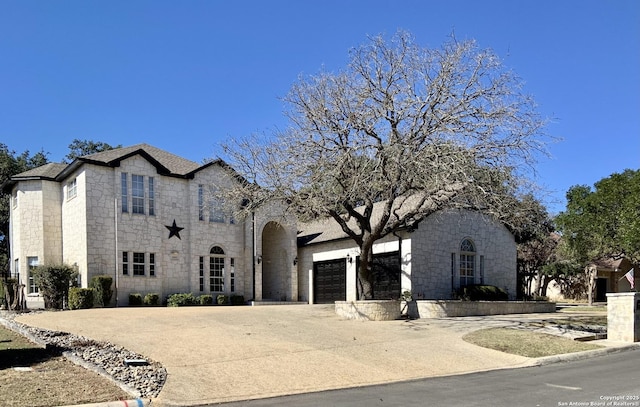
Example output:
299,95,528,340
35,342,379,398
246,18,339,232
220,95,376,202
198,185,205,221
148,177,155,216
67,178,77,200
132,175,145,214
121,173,128,213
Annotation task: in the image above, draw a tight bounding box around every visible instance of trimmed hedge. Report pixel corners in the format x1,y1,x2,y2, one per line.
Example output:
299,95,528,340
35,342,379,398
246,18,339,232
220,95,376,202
230,295,245,305
198,294,213,305
90,275,113,307
167,293,198,307
129,293,143,306
216,295,230,305
68,287,94,310
456,285,508,301
144,293,160,306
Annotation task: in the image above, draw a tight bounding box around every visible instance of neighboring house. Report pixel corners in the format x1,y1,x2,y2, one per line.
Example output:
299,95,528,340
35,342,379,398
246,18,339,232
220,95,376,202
590,258,636,300
3,143,517,308
546,257,637,302
297,208,517,303
3,144,298,308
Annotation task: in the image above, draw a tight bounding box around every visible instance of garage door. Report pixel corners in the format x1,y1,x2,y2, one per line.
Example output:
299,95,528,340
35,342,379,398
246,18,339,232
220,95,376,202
357,251,401,300
313,259,346,304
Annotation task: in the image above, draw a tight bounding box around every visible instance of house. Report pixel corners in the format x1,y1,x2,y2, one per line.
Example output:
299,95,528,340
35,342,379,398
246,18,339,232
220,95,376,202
3,143,517,307
546,257,636,302
3,144,298,307
297,208,517,303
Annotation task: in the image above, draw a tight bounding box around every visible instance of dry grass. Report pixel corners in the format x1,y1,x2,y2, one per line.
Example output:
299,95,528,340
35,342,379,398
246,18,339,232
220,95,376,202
463,327,602,358
0,325,131,407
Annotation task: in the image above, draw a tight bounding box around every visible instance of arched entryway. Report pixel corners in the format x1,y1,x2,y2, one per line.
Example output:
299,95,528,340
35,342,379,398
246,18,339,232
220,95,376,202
261,221,290,301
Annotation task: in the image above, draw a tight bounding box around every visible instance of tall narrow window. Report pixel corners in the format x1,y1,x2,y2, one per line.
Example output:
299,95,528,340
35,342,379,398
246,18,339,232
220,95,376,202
12,189,17,208
133,252,145,276
149,253,155,277
459,239,475,287
451,253,456,292
132,175,145,214
230,258,235,292
209,246,225,292
198,185,204,221
199,257,204,292
14,258,19,281
148,177,155,216
27,257,39,294
480,255,485,285
67,178,77,200
122,252,129,275
121,173,128,213
209,200,224,223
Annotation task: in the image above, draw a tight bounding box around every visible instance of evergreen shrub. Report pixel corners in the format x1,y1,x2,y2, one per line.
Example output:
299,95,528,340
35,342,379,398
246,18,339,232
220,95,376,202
32,264,77,309
89,275,113,307
166,293,197,307
68,287,94,310
456,285,508,301
198,294,213,305
143,293,160,306
129,293,143,306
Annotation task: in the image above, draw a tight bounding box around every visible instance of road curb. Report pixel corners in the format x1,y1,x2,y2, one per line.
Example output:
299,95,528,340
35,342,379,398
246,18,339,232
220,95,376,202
58,399,150,407
533,342,640,367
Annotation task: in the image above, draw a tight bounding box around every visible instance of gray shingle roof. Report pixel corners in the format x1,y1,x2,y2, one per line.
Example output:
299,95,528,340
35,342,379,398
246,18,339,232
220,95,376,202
11,163,68,180
2,144,215,193
81,143,201,175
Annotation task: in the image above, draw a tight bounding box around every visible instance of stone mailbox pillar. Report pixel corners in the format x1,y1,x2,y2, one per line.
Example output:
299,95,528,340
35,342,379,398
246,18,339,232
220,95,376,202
606,292,640,342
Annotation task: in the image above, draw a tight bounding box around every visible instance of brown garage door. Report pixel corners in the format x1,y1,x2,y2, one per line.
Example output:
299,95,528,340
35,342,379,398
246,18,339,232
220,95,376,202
313,259,346,304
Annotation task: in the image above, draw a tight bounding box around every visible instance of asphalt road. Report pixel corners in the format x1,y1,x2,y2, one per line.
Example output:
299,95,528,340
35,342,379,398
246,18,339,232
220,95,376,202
215,348,640,407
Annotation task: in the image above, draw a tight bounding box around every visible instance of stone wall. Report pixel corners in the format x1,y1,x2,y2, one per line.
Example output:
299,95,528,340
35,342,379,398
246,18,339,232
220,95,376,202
335,300,401,321
410,300,556,318
606,292,640,342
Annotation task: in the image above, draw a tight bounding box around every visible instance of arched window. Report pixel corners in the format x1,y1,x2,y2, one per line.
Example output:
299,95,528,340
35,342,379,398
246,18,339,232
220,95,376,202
459,239,475,287
210,246,225,292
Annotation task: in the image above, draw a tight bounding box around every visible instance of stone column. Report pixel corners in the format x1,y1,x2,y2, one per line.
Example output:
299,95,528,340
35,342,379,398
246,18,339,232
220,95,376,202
606,292,640,342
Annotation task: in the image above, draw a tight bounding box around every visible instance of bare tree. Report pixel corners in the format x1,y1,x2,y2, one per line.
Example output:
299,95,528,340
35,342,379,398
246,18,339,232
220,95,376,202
221,31,550,299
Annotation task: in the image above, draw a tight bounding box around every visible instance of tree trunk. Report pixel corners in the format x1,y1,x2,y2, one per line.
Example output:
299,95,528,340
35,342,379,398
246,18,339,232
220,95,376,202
357,239,375,300
585,265,597,306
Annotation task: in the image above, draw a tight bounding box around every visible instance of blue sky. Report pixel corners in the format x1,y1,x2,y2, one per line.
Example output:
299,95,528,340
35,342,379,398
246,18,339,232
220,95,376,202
1,0,638,214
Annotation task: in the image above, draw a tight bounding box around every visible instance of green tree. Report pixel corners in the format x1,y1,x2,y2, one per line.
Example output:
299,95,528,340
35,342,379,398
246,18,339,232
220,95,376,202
0,144,49,275
556,169,640,304
64,139,121,163
556,169,640,264
221,31,550,299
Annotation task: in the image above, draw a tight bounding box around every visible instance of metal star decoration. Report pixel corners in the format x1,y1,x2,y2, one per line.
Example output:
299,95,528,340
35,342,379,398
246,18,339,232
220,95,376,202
165,219,184,240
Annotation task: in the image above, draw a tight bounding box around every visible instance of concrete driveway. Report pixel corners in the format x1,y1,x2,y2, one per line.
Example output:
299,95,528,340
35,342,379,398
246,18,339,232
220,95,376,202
15,305,577,406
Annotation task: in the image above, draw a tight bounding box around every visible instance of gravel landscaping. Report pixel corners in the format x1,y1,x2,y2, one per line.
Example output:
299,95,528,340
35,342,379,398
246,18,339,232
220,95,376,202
0,311,166,399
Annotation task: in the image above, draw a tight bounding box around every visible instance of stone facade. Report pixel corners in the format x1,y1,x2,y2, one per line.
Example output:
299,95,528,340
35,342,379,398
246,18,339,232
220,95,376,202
606,292,640,342
298,209,517,303
5,144,517,309
5,144,298,307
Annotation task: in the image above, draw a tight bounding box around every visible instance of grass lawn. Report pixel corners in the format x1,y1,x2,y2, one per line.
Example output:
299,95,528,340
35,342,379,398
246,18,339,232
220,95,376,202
463,328,602,358
0,324,131,407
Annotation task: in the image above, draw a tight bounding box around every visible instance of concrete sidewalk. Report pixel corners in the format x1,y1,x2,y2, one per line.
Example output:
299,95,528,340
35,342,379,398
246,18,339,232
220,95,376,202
13,305,635,407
